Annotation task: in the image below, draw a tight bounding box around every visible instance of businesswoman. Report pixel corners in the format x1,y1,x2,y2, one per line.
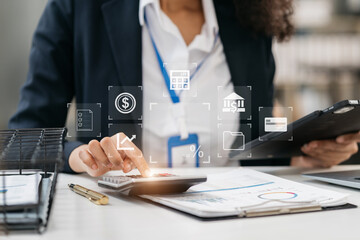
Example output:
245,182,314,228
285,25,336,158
9,0,360,177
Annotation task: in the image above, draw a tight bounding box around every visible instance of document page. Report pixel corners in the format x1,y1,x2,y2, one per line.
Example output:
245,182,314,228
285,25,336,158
142,169,348,217
0,173,41,206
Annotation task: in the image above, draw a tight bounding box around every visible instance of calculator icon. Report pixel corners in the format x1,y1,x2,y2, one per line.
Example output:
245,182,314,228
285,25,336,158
169,70,190,90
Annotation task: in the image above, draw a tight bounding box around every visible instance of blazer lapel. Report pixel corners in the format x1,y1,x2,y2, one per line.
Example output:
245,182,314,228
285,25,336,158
101,0,143,147
213,0,250,87
101,0,142,88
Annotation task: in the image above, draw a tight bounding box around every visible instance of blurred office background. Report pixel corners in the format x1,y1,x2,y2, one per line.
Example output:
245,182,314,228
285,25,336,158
0,0,47,128
0,0,359,125
274,0,360,119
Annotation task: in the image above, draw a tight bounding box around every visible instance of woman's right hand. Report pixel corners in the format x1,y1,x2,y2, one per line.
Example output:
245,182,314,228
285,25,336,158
69,132,151,177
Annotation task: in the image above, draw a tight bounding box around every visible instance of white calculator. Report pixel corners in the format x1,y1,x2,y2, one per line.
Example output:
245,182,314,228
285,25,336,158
98,173,207,195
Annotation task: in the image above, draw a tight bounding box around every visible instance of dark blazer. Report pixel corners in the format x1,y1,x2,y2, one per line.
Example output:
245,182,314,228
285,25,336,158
9,0,283,172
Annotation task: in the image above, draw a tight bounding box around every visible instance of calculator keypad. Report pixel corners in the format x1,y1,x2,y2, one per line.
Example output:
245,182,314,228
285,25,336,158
102,176,132,184
102,173,176,185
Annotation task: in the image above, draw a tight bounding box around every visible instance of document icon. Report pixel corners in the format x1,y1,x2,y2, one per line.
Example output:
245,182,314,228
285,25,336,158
76,109,93,132
264,117,287,132
223,131,245,151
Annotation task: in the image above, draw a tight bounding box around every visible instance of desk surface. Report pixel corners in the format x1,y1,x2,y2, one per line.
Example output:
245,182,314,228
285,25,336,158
5,165,360,240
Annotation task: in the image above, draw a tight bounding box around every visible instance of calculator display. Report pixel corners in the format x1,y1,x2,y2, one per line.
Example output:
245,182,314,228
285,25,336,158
171,72,188,77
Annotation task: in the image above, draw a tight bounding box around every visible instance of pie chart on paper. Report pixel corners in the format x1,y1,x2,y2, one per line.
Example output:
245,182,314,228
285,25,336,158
258,192,298,200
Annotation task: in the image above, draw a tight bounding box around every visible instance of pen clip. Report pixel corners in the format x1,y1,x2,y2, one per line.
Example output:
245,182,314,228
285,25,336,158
88,196,109,205
88,197,102,205
237,204,322,218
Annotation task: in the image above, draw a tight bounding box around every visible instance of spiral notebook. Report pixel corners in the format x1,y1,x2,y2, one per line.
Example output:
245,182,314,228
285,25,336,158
141,169,356,219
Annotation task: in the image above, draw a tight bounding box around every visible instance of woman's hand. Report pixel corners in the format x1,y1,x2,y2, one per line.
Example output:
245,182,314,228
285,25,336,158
69,132,151,177
291,131,360,168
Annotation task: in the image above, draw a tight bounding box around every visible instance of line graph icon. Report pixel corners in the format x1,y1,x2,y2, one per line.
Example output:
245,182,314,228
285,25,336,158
116,133,136,151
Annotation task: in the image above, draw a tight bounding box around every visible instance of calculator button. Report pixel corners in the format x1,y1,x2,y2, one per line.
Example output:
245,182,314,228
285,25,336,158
155,173,175,177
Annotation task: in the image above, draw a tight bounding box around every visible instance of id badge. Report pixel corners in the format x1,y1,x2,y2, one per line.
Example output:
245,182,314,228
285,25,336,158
167,134,199,168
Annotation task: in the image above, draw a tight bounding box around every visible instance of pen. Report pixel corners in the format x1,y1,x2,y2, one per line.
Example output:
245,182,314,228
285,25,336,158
68,183,109,205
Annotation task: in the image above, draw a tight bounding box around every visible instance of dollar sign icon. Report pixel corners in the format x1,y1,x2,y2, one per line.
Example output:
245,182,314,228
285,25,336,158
121,97,130,109
230,101,238,113
115,93,136,114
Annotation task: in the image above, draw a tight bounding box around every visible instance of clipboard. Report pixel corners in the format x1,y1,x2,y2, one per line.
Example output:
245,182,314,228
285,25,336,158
139,169,357,220
140,197,356,221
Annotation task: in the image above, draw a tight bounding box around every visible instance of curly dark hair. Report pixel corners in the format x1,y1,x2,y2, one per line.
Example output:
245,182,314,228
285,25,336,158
234,0,294,42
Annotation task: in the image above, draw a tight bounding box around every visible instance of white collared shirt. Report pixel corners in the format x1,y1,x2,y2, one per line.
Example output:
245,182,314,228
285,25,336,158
140,0,239,167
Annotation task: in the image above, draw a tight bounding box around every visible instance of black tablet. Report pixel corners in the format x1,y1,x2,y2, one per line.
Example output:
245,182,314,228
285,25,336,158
229,100,360,160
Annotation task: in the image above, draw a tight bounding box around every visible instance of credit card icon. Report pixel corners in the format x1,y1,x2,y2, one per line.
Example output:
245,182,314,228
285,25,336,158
264,117,287,132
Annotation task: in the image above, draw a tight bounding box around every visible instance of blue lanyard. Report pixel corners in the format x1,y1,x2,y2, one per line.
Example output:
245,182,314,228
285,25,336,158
144,11,219,104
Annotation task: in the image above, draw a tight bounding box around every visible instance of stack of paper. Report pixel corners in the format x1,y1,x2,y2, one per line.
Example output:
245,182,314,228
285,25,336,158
0,174,51,226
0,173,41,206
